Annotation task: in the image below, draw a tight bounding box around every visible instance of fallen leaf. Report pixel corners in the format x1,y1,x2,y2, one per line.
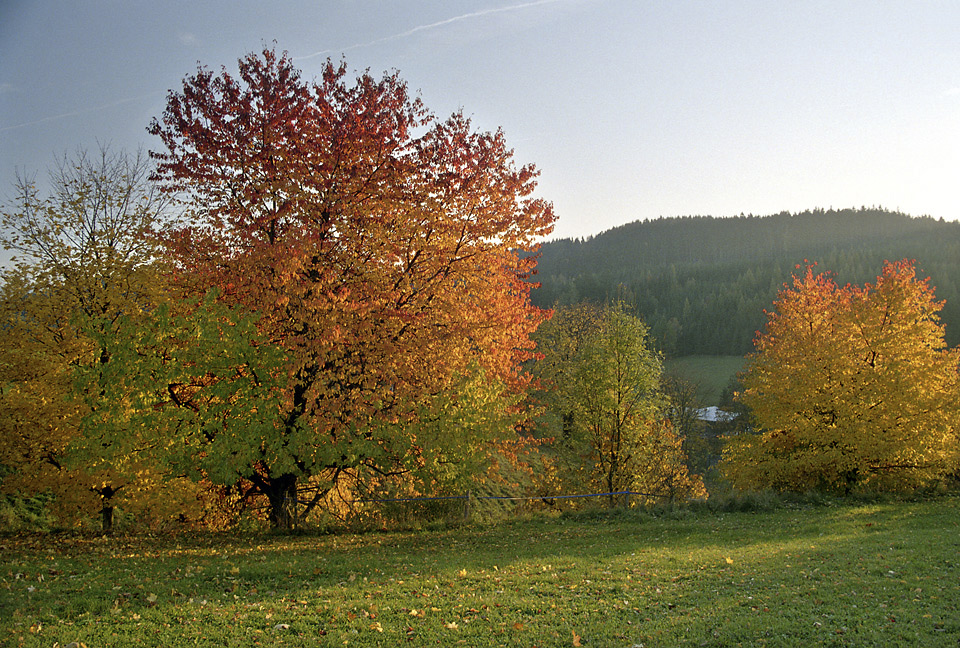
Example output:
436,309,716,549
445,622,459,630
573,630,582,646
371,622,383,633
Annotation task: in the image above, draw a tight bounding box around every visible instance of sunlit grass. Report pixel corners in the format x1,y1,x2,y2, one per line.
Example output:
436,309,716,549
663,355,745,405
3,496,959,646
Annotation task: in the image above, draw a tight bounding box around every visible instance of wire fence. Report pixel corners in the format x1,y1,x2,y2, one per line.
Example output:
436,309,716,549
356,490,671,520
259,489,676,528
356,490,664,504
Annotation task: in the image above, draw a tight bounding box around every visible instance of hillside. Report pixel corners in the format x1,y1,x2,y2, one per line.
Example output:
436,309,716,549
532,208,960,355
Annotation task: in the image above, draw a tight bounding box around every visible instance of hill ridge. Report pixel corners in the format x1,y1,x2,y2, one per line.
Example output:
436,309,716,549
532,208,960,355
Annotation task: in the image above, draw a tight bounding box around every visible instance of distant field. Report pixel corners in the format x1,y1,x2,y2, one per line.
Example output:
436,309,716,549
664,355,747,406
4,496,960,647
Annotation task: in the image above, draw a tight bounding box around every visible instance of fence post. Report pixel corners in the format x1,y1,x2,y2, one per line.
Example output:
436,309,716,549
464,491,472,522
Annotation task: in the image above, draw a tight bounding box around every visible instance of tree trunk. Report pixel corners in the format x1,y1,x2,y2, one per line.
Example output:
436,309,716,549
263,474,299,530
97,485,119,534
102,504,114,534
605,466,617,508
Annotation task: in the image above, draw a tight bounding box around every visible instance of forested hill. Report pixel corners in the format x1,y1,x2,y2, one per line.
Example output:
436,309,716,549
531,208,960,356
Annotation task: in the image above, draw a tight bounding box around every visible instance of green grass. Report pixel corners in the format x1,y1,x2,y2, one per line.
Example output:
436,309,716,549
3,496,960,647
664,355,747,406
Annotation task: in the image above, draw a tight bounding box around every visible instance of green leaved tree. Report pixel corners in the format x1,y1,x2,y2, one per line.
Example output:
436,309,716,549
534,303,706,506
0,146,198,531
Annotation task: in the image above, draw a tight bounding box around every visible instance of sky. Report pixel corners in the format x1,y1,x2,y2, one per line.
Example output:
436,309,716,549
2,0,959,242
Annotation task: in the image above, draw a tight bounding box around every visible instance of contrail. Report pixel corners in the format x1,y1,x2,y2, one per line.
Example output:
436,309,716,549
0,91,164,133
295,0,566,61
2,1,570,130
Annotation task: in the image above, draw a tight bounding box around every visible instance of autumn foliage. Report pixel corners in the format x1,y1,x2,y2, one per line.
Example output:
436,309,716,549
532,303,706,506
9,48,960,533
723,260,960,492
143,48,555,527
0,147,211,532
0,49,556,531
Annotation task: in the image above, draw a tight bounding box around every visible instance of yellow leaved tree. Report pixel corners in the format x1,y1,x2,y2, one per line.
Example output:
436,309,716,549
0,146,204,531
723,260,960,492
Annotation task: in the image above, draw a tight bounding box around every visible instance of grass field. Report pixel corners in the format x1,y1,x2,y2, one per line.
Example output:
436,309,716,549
664,355,747,406
4,495,960,647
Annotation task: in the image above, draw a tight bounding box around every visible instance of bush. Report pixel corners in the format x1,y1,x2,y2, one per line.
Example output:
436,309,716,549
0,493,56,532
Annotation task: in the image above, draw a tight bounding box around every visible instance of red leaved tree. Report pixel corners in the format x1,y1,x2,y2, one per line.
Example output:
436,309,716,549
147,48,554,528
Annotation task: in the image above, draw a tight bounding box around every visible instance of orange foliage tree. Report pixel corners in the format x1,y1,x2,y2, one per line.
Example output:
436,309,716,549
146,48,555,528
723,260,960,492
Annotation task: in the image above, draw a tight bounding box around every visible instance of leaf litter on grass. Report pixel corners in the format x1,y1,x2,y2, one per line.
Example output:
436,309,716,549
4,498,960,646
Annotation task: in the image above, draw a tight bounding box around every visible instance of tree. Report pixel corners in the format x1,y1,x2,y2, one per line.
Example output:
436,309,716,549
661,373,711,476
0,272,88,524
146,48,555,528
527,303,604,499
0,146,193,531
723,260,960,492
533,303,706,506
70,289,291,527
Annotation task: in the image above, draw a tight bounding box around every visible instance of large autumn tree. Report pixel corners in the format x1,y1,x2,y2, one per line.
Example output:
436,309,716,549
146,48,555,528
723,260,960,492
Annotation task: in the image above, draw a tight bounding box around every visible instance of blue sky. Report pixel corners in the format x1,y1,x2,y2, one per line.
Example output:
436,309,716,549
2,1,959,241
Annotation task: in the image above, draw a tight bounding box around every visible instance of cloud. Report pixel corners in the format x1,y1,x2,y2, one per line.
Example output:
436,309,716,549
179,32,199,46
0,82,16,94
295,0,567,61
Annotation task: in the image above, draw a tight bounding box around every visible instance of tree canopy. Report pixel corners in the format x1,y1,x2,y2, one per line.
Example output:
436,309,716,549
533,209,960,355
722,260,960,492
0,146,198,532
532,303,706,505
143,48,555,528
12,48,960,531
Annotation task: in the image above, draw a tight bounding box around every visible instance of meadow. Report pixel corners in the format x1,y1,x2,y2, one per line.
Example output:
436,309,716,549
4,494,960,647
663,355,746,406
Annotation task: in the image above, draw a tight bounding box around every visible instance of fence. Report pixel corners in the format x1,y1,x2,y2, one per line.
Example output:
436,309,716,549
357,490,671,520
258,488,677,528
